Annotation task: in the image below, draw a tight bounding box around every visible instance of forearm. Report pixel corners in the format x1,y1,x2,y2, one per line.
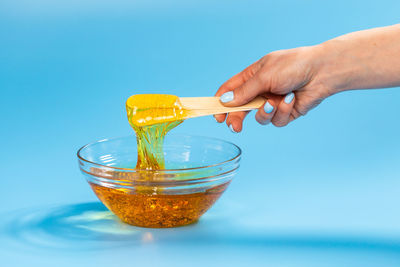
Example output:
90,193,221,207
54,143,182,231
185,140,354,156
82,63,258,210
314,24,400,95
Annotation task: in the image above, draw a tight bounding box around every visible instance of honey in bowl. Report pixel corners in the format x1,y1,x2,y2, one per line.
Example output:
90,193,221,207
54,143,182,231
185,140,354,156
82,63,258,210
89,182,229,228
88,94,230,228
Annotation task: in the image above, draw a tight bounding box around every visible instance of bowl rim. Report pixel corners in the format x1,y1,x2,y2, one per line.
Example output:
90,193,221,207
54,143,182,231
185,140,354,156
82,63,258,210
77,134,242,172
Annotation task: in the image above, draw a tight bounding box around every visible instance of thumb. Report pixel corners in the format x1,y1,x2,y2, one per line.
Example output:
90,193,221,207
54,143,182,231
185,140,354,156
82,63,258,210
219,72,268,106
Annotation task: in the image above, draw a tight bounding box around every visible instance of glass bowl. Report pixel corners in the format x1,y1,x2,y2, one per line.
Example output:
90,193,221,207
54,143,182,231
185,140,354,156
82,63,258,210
77,134,241,228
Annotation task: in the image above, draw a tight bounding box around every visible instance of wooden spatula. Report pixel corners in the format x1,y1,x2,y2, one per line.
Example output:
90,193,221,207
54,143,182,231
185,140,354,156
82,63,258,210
180,96,266,119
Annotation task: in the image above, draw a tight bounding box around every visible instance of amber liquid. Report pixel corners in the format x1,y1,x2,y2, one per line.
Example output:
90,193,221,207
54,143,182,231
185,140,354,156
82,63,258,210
90,182,229,228
91,94,227,228
125,94,189,169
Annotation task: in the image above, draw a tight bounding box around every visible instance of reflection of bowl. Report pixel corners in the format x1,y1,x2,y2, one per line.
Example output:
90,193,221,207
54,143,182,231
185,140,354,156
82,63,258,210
77,135,241,228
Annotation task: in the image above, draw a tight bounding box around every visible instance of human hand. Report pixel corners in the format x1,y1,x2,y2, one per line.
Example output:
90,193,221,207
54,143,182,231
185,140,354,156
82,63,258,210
215,24,400,132
214,45,330,131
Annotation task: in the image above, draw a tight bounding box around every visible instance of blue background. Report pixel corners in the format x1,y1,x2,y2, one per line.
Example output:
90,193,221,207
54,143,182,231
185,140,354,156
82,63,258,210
1,0,400,266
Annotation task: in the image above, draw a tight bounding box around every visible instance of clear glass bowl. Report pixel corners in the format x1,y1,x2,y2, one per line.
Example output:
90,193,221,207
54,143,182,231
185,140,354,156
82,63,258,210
77,134,241,228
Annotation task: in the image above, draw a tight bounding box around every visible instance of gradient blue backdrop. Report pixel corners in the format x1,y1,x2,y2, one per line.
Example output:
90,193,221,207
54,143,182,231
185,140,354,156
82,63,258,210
1,0,400,266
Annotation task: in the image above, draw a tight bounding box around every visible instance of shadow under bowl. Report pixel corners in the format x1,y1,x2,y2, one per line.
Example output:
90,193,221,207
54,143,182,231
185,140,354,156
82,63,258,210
77,134,241,228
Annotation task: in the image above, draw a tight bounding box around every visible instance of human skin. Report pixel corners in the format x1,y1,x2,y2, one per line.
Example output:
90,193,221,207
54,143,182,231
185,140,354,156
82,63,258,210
214,24,400,132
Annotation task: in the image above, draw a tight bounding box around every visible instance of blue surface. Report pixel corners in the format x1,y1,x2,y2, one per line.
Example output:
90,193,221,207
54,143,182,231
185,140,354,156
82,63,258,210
1,0,400,266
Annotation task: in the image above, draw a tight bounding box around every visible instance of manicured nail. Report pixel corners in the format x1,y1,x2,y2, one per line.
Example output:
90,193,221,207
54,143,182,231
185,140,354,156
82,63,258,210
229,124,237,133
264,101,274,114
284,92,295,104
220,91,234,103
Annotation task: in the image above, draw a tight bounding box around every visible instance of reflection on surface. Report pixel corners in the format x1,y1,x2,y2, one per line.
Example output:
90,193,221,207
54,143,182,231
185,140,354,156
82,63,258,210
1,202,143,250
2,201,400,259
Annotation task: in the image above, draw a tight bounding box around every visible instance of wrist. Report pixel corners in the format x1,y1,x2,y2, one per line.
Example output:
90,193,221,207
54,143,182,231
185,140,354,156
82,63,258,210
311,39,357,96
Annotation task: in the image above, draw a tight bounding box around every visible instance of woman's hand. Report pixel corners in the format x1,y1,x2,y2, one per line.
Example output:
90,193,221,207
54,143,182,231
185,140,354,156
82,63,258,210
214,45,330,131
215,24,400,132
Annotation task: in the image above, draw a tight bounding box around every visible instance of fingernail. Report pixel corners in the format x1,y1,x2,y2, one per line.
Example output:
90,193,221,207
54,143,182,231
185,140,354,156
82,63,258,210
229,124,237,133
264,101,274,114
284,92,294,104
220,91,234,103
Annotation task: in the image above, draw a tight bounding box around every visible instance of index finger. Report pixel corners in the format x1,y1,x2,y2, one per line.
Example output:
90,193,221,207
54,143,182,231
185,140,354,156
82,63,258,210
214,60,261,122
215,60,261,97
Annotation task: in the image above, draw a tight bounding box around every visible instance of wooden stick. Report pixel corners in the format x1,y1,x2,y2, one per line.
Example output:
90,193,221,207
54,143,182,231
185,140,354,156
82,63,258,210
180,96,266,118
